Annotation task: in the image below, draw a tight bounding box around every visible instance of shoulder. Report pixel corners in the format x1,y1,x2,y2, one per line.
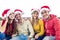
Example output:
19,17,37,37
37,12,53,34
53,17,59,22
25,19,30,23
39,19,43,23
0,21,2,25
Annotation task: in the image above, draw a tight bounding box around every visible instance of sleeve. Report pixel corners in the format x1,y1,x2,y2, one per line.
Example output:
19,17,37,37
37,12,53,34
36,19,44,37
1,20,7,33
53,17,60,40
0,21,2,32
27,20,34,38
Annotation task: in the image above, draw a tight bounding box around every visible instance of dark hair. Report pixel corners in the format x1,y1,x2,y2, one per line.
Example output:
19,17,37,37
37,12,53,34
41,10,49,14
5,18,18,36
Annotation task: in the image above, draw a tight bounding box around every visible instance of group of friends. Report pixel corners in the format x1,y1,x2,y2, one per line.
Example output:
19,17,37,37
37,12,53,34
0,5,60,40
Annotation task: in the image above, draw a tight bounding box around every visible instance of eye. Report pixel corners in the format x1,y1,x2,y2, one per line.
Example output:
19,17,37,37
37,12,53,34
41,12,44,14
12,13,14,14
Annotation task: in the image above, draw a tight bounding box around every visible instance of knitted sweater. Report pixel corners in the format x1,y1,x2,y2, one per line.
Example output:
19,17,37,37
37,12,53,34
13,19,34,38
33,19,44,36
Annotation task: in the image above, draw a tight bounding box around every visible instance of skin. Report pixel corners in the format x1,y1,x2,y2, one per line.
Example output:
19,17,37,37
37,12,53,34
41,10,50,20
15,13,31,40
32,12,39,20
32,11,39,39
1,12,15,40
8,12,15,23
15,13,21,20
8,12,15,20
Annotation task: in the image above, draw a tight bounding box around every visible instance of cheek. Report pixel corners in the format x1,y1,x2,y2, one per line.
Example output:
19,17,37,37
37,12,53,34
12,14,15,17
42,13,47,17
37,15,39,17
12,15,15,18
9,15,15,19
8,16,11,19
32,14,34,17
16,15,20,18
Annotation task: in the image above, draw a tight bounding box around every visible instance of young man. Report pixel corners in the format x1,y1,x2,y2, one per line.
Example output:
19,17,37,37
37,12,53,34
11,9,34,40
40,5,60,40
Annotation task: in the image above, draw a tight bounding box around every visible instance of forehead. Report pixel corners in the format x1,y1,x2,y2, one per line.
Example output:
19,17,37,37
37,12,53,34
10,12,14,14
16,13,21,15
42,10,48,12
15,13,21,16
32,11,39,15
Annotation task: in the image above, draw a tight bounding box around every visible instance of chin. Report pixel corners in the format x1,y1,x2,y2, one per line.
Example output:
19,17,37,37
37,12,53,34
11,18,14,20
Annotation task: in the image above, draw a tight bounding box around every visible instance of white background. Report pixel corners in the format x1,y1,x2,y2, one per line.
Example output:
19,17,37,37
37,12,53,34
0,0,60,17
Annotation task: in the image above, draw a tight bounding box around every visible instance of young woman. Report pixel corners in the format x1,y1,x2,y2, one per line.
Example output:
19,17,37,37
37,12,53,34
30,9,45,40
11,9,34,40
1,9,17,40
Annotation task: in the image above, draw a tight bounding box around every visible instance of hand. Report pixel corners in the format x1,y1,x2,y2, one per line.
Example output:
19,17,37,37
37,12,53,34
35,35,39,39
12,34,16,37
5,17,8,22
28,38,31,40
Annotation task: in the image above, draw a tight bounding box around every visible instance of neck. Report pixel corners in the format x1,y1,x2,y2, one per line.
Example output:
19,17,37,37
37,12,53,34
18,18,22,23
32,17,38,24
10,19,13,24
46,16,50,21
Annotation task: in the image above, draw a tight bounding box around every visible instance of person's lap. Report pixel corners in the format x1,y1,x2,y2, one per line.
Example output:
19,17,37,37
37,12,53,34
0,32,5,40
35,35,45,40
34,33,45,40
43,36,55,40
5,34,12,40
11,34,28,40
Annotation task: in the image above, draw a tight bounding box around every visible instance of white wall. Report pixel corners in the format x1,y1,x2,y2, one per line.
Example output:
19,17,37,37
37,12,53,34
0,0,60,17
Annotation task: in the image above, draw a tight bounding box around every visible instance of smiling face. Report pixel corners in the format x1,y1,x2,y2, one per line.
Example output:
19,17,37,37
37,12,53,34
32,11,39,19
41,10,49,19
15,13,21,20
8,12,15,20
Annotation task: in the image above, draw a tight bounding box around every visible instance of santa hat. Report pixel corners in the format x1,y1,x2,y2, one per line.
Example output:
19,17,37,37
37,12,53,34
1,9,13,27
40,5,50,13
2,9,13,19
31,8,40,14
14,9,24,15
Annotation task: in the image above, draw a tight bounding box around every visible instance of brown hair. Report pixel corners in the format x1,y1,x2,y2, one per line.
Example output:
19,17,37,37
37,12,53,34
5,17,18,36
31,11,39,25
32,10,39,14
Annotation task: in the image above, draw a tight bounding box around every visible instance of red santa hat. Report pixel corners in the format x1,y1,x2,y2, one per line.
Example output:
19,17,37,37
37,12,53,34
14,9,24,15
2,9,13,19
40,5,50,13
1,9,13,27
31,8,40,14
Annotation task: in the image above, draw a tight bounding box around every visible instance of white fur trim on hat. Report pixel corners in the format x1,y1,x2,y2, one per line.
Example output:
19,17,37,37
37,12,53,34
2,10,13,19
2,14,7,19
7,10,13,16
40,8,50,13
15,11,24,15
31,9,40,13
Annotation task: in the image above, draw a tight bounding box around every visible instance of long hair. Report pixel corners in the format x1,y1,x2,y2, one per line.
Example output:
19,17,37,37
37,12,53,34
5,17,18,36
31,11,39,25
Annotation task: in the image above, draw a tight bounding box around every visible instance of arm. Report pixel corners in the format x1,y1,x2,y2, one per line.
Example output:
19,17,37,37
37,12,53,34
1,20,7,33
27,20,34,38
0,21,2,32
36,19,44,37
1,18,8,33
54,17,60,40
